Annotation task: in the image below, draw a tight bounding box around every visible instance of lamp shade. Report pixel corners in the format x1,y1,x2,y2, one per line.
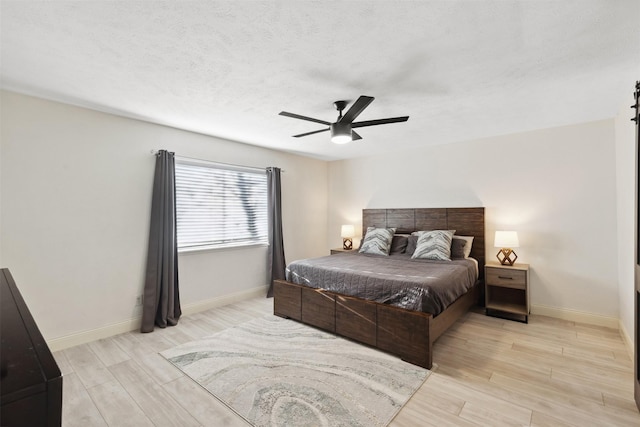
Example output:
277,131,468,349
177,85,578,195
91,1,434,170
494,231,519,248
341,224,355,238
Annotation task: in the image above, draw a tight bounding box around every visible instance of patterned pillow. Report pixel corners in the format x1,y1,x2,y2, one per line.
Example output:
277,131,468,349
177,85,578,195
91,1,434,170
359,227,396,256
411,230,455,261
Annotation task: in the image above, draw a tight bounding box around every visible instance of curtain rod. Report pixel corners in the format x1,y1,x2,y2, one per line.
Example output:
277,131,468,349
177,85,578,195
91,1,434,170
150,149,284,173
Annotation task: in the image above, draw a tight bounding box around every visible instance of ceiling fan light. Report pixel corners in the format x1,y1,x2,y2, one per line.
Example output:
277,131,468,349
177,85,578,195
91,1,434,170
331,134,352,144
330,122,352,144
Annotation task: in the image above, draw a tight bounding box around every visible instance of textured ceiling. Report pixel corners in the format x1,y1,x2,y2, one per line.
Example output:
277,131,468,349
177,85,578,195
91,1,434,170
1,1,639,160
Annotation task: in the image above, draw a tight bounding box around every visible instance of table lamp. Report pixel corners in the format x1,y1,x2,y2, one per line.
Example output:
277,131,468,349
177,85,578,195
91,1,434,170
341,225,355,250
494,231,519,265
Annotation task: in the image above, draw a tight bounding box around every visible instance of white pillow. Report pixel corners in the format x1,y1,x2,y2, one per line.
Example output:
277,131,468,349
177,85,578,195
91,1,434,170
411,230,455,261
359,227,396,256
411,229,456,236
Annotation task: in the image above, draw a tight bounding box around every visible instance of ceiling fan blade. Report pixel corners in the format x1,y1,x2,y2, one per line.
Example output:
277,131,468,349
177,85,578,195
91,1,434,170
351,116,409,129
351,130,362,141
279,111,331,126
292,128,330,138
339,95,374,124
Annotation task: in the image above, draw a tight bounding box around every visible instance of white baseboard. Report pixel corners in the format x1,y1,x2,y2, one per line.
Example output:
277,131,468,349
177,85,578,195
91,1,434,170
180,285,267,315
47,317,141,352
47,285,268,352
530,304,619,329
619,320,634,360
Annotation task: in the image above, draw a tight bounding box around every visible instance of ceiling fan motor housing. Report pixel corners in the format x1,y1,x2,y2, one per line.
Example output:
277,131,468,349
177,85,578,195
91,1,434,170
330,122,352,144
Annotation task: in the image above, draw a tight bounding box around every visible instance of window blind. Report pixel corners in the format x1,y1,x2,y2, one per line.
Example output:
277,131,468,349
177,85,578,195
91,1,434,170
175,161,268,251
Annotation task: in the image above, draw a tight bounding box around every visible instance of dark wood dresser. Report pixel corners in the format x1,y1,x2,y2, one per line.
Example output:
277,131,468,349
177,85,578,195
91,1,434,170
1,268,62,426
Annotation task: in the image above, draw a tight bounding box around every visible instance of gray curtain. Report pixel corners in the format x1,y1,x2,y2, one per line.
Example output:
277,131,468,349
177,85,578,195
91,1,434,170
141,150,181,332
266,167,285,297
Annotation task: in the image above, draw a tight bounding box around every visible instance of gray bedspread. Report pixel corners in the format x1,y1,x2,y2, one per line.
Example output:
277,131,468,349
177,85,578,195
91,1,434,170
285,252,478,316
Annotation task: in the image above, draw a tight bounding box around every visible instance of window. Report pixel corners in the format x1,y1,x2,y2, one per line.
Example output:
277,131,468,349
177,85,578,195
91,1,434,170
175,160,268,251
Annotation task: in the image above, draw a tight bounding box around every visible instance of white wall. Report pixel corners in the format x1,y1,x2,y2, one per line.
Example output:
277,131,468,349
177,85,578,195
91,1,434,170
328,120,620,319
1,89,630,342
615,101,636,341
0,91,328,341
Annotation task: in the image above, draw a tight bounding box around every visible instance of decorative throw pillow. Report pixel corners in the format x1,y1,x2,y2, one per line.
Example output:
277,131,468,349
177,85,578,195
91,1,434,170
359,227,396,256
411,230,455,261
450,237,467,259
453,236,474,258
406,235,419,255
389,235,409,254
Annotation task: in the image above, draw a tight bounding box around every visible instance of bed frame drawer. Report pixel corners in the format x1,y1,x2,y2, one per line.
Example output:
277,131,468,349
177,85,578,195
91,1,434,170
336,295,377,346
377,305,431,368
301,287,335,332
273,280,302,320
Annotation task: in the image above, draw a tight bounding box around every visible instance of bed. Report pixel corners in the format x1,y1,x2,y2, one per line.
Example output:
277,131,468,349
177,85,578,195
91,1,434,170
273,207,485,369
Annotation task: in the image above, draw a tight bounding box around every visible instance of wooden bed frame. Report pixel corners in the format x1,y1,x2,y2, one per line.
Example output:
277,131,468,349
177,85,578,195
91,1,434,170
273,207,485,370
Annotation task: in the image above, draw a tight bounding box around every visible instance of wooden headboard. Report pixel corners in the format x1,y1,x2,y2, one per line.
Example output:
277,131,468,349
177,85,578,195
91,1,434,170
363,207,485,280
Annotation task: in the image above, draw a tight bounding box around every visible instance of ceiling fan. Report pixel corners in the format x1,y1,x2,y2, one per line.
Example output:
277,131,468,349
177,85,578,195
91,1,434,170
279,95,409,144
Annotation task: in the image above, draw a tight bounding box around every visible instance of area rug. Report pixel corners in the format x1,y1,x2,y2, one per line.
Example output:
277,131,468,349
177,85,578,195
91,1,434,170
160,315,430,427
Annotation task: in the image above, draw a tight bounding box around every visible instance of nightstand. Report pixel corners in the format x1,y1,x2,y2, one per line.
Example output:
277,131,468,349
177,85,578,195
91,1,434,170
330,248,353,255
485,262,530,323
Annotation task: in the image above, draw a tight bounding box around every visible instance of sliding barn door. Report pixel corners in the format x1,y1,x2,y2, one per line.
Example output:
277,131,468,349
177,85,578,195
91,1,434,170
634,80,640,411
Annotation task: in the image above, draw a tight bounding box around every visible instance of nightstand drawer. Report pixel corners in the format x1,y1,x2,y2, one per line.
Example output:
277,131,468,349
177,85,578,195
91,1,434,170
486,268,526,289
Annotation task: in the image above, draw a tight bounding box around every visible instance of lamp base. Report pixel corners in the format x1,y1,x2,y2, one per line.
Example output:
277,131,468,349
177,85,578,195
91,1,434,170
342,238,353,250
497,248,518,265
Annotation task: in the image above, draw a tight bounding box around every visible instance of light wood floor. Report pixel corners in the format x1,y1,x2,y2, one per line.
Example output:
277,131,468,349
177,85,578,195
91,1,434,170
55,297,640,426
